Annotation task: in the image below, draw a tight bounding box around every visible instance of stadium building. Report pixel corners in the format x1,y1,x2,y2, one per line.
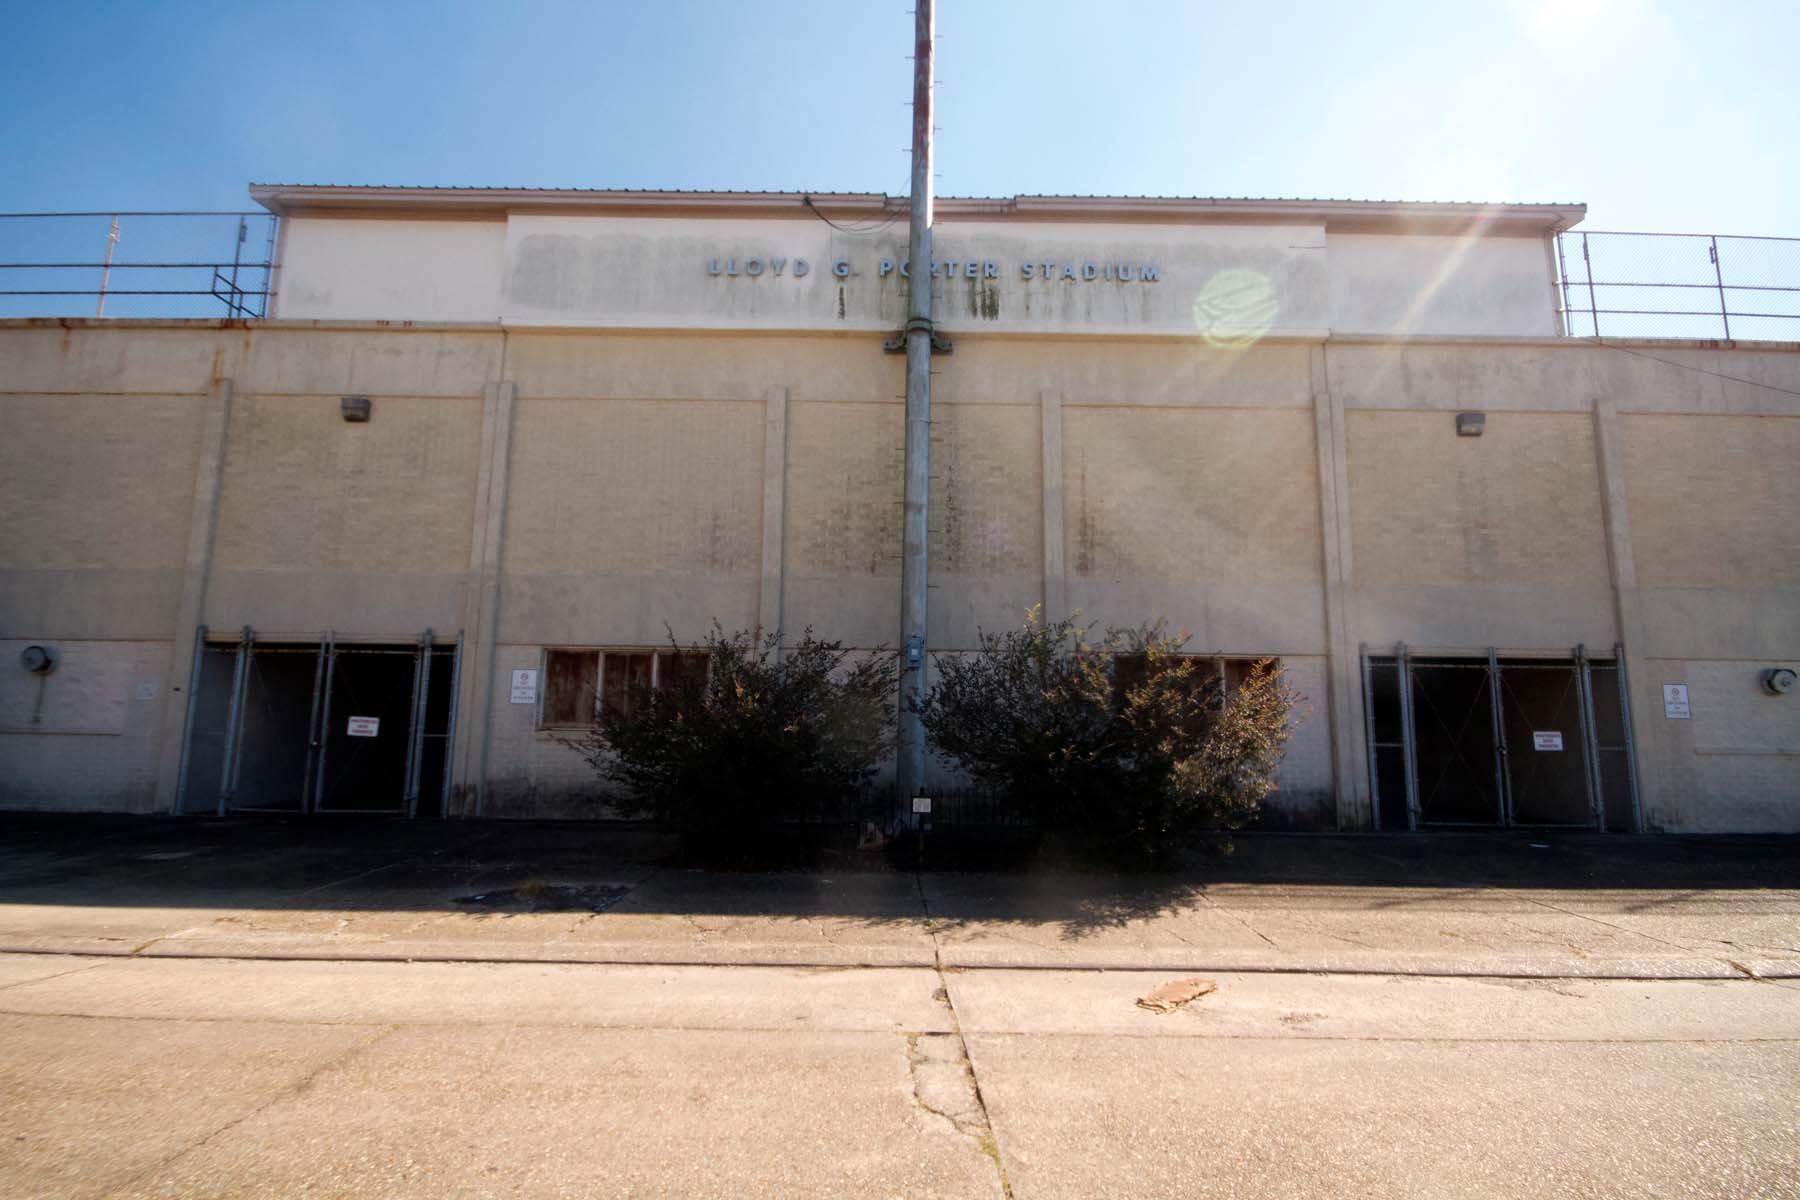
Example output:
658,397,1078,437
1,186,1795,830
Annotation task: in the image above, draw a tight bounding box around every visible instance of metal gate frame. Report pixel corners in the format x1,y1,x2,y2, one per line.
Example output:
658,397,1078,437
174,628,459,819
1363,643,1643,833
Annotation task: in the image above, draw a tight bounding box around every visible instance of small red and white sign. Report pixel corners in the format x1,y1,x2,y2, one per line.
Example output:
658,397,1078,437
1532,730,1564,752
346,716,380,738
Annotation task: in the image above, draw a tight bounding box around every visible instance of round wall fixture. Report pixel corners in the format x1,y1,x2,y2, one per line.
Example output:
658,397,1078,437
20,645,58,674
1762,667,1798,696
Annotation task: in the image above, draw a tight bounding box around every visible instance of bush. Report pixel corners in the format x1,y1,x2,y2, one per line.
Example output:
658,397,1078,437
566,626,897,857
917,609,1297,859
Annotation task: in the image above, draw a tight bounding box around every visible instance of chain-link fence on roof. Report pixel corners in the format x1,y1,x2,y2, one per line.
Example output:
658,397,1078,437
1557,230,1800,341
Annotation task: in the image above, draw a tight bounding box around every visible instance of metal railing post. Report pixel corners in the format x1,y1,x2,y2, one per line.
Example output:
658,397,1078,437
302,632,330,815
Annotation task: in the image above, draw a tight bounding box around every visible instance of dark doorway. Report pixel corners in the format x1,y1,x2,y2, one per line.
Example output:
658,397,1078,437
1363,647,1639,832
177,630,457,819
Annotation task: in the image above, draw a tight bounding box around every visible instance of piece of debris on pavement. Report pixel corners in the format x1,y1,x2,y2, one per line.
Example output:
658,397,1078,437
1136,977,1217,1013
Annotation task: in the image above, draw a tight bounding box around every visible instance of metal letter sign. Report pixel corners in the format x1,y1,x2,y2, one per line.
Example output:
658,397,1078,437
510,669,538,705
1532,730,1564,752
346,716,380,738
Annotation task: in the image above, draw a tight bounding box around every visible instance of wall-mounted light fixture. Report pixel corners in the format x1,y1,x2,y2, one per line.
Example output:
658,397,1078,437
1455,412,1485,437
1763,667,1797,696
341,396,372,423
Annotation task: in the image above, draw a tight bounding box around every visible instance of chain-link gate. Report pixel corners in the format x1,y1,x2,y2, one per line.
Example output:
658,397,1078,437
1361,644,1641,832
175,626,460,818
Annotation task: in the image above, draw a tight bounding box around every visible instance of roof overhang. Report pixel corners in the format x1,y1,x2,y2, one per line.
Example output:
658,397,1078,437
249,185,1586,235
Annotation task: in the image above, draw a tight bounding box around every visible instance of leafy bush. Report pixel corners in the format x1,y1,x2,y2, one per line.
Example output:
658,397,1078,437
917,609,1297,859
566,626,896,856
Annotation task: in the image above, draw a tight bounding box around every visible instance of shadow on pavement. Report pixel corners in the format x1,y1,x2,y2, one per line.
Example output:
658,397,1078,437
1,814,1796,941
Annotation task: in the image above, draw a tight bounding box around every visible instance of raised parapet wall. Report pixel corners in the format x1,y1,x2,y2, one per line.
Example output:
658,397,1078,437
258,189,1578,339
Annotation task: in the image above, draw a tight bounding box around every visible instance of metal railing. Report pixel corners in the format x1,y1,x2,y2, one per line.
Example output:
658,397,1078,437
0,211,277,319
1557,229,1800,341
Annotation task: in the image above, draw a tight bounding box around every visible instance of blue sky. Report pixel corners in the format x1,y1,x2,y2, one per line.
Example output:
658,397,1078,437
1,0,1795,234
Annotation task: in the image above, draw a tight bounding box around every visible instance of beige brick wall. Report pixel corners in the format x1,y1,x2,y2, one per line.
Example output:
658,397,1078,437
0,394,204,571
0,640,171,812
214,394,481,573
788,401,903,579
1065,407,1322,581
503,398,763,575
1622,414,1800,588
1347,411,1609,586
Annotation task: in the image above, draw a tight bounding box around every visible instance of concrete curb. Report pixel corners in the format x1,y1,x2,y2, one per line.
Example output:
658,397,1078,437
6,936,1794,981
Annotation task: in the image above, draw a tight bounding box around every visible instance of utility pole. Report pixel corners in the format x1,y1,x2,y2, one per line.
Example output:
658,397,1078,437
896,0,936,816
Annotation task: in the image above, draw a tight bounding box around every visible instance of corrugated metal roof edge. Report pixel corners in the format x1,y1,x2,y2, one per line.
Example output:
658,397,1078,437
248,184,1586,231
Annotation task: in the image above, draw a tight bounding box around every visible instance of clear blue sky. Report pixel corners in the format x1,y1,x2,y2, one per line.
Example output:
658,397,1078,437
1,0,1795,235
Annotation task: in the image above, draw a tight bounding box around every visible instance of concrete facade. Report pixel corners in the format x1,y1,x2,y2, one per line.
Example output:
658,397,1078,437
1,190,1796,830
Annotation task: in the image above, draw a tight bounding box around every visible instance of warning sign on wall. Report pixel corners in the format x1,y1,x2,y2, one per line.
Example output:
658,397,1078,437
1532,731,1564,751
510,669,539,705
346,716,380,738
1662,684,1691,719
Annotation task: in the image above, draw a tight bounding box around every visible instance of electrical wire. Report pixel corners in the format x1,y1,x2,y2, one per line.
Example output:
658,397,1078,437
1597,340,1800,399
801,194,907,236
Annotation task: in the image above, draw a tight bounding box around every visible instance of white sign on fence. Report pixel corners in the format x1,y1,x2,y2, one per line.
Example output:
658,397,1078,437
912,796,933,815
1662,684,1691,719
346,716,380,738
1532,731,1564,751
510,669,539,705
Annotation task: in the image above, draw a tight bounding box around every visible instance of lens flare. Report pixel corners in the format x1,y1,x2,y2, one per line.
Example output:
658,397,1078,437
1191,269,1279,348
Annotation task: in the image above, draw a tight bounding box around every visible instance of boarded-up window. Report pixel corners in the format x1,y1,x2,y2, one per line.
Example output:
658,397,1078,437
542,650,600,727
600,651,654,721
541,648,714,728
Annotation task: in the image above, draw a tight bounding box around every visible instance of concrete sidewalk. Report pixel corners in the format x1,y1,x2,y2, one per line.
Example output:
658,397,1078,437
2,815,1796,980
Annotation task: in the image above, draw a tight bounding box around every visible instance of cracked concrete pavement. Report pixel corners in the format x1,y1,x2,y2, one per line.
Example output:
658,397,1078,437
2,817,1799,1195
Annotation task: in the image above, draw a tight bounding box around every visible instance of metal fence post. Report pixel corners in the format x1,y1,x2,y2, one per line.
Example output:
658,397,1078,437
1575,644,1605,831
173,625,207,815
1708,236,1732,340
301,633,330,815
1615,643,1645,833
1396,642,1420,831
1486,647,1511,827
439,634,464,820
405,630,432,818
312,634,337,813
1360,644,1380,832
1582,233,1599,337
218,625,253,816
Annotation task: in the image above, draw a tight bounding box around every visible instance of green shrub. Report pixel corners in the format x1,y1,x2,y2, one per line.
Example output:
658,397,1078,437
566,626,897,856
917,609,1297,859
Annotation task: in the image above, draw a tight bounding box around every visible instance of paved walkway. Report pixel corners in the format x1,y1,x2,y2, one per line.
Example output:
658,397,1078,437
1,815,1796,978
2,817,1797,1197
